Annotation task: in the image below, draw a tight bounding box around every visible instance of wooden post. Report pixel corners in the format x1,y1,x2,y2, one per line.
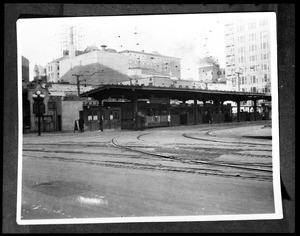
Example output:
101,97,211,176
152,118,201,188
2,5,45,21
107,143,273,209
237,100,240,122
98,99,103,132
194,99,197,125
253,99,257,121
132,96,138,130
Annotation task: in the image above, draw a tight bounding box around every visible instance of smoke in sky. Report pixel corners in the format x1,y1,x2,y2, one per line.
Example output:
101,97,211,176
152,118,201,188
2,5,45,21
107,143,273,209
197,56,220,67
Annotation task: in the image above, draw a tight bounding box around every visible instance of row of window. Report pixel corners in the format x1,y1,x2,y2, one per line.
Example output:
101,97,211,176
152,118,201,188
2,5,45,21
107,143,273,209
226,64,270,75
232,74,270,84
47,63,59,72
235,54,270,64
227,31,269,45
240,86,270,93
236,19,269,32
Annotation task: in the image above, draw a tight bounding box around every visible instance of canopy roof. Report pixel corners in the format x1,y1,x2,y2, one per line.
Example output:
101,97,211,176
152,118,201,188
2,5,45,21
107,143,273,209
80,84,271,102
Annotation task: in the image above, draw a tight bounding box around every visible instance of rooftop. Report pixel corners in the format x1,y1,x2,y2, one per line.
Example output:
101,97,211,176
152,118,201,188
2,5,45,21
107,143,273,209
119,49,181,60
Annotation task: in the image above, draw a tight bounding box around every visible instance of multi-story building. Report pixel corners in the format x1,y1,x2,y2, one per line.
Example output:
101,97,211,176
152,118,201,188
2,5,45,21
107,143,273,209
58,45,131,85
198,64,222,83
49,45,181,87
46,56,65,83
60,25,86,55
22,56,29,82
119,50,181,78
46,83,96,97
122,76,206,90
33,64,47,79
224,17,271,93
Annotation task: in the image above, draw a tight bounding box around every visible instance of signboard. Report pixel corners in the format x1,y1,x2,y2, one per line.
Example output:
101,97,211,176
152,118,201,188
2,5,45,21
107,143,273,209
149,97,170,104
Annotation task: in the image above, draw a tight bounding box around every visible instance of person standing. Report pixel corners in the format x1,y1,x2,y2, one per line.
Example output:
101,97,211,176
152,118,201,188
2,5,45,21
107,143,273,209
78,117,84,133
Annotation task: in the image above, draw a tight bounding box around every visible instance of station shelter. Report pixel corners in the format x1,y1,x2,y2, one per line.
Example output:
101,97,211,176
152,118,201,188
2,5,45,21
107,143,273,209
80,84,272,131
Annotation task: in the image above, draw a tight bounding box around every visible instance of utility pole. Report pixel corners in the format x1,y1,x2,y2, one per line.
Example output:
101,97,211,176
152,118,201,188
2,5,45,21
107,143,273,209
235,71,242,92
72,74,83,96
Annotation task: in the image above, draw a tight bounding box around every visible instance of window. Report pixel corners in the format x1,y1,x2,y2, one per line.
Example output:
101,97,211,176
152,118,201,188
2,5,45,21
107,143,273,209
249,55,257,62
249,44,257,52
238,36,245,43
248,21,256,29
249,33,256,41
260,19,268,27
264,74,268,82
239,56,244,63
261,53,269,60
261,42,268,49
237,25,245,32
260,31,268,40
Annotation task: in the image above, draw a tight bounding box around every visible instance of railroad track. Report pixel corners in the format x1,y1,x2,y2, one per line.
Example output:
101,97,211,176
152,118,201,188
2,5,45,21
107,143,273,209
111,130,273,182
22,123,273,181
182,132,272,147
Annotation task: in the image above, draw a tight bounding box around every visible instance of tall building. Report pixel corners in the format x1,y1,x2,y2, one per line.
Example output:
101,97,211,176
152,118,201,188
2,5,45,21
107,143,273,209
22,56,29,82
60,25,86,55
33,64,46,79
224,17,271,93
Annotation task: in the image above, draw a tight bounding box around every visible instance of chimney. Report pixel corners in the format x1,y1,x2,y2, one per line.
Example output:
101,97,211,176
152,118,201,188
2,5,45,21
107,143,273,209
101,45,107,51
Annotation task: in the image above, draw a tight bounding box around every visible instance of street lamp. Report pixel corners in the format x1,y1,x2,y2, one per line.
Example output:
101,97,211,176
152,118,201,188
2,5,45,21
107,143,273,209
32,90,45,136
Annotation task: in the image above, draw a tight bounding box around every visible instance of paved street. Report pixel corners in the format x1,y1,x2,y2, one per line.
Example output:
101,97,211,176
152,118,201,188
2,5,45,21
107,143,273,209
20,121,275,220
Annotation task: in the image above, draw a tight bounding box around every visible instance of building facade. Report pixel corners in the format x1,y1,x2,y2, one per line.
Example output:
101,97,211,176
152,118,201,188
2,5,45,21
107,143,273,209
22,56,30,83
33,64,47,79
119,50,181,78
46,83,96,97
58,45,131,84
46,57,66,83
121,76,207,90
224,17,271,93
60,25,86,55
198,64,221,83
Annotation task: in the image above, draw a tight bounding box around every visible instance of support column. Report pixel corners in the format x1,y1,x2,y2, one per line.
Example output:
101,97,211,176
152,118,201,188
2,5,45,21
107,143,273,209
182,100,187,125
214,99,220,114
236,100,240,122
98,99,103,132
253,99,257,121
194,99,197,125
132,96,138,130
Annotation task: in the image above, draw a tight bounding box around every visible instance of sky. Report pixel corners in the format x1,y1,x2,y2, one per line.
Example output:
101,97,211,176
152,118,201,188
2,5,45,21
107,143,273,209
17,12,274,81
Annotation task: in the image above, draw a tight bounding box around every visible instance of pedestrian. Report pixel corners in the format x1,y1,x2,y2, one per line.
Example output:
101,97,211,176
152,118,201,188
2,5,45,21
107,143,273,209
79,117,84,133
74,120,79,132
141,113,147,131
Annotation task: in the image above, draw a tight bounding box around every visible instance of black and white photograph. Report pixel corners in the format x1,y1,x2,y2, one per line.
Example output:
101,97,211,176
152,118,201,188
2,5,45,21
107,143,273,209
15,11,283,226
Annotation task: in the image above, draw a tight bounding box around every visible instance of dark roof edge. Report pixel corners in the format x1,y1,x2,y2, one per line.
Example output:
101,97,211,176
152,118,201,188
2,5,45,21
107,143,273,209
80,84,272,98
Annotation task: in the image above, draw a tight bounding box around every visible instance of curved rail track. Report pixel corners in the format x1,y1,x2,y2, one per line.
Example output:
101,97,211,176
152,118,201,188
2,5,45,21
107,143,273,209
110,127,273,181
23,123,273,181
